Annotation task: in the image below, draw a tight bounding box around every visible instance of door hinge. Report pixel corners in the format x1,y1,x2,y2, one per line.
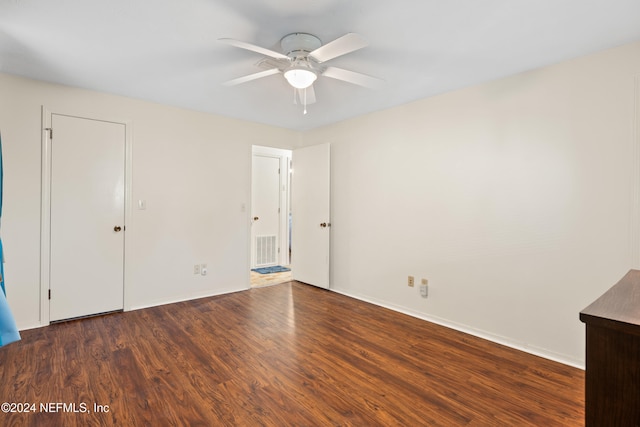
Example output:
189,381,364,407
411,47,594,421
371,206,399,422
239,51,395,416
45,128,53,139
48,289,51,300
278,168,280,174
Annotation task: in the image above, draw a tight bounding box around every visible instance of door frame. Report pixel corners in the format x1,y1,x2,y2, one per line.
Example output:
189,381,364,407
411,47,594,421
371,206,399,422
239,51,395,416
40,106,133,325
250,146,292,271
251,152,282,269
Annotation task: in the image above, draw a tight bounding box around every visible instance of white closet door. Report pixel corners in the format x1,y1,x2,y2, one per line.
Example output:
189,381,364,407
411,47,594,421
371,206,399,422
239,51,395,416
50,114,125,321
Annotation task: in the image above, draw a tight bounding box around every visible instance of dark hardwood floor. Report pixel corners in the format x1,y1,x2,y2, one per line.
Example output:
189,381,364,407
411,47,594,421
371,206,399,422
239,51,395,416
0,281,584,426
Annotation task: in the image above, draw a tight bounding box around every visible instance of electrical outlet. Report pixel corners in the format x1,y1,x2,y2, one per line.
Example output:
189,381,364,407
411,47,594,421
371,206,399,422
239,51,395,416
194,264,200,275
408,275,415,287
420,279,428,298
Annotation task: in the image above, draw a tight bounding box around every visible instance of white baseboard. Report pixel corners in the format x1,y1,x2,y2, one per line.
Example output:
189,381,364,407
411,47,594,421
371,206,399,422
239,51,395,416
128,286,247,312
330,288,585,370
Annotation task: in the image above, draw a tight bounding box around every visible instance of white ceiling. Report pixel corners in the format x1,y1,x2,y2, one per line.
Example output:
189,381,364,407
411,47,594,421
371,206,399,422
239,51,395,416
1,0,640,131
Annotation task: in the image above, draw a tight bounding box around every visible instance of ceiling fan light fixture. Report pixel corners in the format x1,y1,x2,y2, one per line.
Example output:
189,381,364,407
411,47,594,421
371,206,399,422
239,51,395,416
284,68,317,89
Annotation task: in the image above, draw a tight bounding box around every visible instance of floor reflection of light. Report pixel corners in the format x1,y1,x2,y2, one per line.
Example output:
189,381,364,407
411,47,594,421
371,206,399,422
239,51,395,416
245,283,298,344
286,284,296,331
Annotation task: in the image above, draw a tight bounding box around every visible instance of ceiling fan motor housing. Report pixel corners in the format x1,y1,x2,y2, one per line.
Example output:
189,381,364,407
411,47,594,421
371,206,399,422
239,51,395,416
280,33,322,59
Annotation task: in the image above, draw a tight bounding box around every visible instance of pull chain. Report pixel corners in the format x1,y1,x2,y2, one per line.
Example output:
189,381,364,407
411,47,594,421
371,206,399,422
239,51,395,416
303,87,307,115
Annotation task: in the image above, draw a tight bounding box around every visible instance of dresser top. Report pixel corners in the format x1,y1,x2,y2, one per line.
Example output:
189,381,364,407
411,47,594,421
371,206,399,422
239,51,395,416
580,269,640,334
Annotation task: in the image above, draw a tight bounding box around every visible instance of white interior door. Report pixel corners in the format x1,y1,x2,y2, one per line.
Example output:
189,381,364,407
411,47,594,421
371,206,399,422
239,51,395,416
49,114,125,321
291,143,330,288
251,154,281,267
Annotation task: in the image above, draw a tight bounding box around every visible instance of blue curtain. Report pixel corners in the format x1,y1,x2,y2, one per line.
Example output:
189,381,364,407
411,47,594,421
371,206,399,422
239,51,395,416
0,132,20,347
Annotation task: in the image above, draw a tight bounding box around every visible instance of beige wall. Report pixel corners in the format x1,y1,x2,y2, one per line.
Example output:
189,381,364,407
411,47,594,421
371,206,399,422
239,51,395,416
0,73,300,329
304,41,640,366
3,40,640,367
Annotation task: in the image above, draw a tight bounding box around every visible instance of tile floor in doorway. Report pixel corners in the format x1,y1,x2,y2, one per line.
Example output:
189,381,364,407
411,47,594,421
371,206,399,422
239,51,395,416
250,266,292,288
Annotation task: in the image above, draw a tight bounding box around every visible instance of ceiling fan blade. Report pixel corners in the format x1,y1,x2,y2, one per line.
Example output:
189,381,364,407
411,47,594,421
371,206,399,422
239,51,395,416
218,38,289,60
295,86,317,105
309,33,368,63
222,68,281,86
322,67,383,88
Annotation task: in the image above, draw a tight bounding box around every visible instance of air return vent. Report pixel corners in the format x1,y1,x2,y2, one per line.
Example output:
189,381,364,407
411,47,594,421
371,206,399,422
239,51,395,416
255,235,277,267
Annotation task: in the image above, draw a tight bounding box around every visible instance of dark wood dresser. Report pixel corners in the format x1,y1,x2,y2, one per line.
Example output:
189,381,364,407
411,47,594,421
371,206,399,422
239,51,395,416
580,269,640,426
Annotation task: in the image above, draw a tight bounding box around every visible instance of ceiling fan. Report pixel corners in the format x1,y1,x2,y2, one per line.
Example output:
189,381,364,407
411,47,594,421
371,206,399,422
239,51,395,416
218,32,382,114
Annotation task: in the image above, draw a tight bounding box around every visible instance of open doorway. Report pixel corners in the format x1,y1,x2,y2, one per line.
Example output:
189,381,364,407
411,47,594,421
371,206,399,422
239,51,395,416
250,145,292,287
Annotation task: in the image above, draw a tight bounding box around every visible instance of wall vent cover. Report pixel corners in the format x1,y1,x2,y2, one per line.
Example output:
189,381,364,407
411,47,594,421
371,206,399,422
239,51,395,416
255,235,277,267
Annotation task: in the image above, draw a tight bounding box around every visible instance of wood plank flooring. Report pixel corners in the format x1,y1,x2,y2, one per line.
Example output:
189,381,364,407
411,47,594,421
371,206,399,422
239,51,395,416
0,281,584,426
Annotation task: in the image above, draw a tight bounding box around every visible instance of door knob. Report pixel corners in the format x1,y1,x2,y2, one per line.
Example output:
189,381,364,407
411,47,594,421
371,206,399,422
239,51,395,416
114,226,122,232
253,217,259,221
320,222,327,228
